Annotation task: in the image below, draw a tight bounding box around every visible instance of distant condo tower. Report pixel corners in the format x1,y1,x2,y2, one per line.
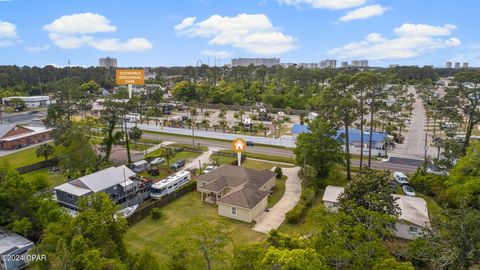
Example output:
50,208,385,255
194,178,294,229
350,60,368,67
445,62,452,68
463,62,469,68
454,62,461,68
231,58,280,67
99,57,117,68
319,59,337,69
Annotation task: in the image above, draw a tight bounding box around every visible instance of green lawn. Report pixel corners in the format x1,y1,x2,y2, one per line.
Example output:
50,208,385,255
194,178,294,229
168,143,209,152
268,175,287,208
219,150,295,164
22,168,65,187
125,191,265,268
0,145,46,169
129,142,150,152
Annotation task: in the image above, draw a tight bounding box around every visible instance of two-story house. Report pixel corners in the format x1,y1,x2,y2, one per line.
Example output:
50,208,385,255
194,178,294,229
54,165,144,210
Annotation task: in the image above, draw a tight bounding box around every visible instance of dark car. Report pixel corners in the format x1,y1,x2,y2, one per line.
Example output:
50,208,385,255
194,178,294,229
171,159,186,170
246,141,255,146
181,116,188,121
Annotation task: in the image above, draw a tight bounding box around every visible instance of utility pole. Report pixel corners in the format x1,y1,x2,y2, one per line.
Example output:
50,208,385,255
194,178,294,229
424,132,428,170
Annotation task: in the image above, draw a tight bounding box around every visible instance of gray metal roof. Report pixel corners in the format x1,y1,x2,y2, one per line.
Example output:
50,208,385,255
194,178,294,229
54,165,136,194
76,165,136,192
0,228,33,255
0,124,16,139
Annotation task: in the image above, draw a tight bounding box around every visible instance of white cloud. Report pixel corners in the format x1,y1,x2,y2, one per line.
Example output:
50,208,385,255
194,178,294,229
277,0,366,9
201,50,232,58
339,5,388,22
43,13,116,34
394,23,457,37
176,14,297,55
327,23,461,60
174,17,196,31
0,20,19,47
90,38,152,52
25,44,50,53
43,12,152,52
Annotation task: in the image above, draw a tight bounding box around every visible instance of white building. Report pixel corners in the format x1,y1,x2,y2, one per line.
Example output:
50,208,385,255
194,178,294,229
322,186,431,240
454,62,461,68
231,58,280,67
2,96,50,107
351,60,368,67
445,62,452,68
319,59,337,69
99,57,117,68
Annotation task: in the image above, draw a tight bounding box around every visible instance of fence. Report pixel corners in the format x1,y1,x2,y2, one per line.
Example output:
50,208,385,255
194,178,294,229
184,101,312,116
16,159,57,174
126,181,197,225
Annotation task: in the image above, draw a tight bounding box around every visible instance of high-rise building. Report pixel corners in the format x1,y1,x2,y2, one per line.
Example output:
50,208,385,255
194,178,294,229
463,62,469,68
319,59,337,69
340,61,348,68
231,58,280,67
299,63,319,69
351,60,368,67
454,62,461,68
99,57,117,68
445,62,452,68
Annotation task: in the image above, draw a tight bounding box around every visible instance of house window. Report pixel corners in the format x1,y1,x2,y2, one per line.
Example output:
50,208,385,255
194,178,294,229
409,226,418,234
67,193,74,200
231,207,237,216
113,186,117,190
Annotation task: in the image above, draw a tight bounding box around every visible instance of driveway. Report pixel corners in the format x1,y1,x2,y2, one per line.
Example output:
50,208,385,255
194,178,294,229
252,166,302,233
182,147,219,172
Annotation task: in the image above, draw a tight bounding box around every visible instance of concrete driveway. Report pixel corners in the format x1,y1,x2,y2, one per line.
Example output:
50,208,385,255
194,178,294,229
252,166,302,233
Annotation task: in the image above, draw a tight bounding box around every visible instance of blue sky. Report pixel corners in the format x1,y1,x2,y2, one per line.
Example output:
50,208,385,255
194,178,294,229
0,0,478,67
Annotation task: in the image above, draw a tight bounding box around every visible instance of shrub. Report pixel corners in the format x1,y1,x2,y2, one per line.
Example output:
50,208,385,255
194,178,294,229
301,188,316,207
274,167,283,178
151,208,162,220
286,202,307,224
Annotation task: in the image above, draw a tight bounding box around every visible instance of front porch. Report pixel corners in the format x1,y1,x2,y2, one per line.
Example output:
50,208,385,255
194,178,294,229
200,191,220,204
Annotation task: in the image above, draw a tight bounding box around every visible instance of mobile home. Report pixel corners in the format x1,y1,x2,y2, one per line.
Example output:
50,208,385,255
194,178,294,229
150,171,191,199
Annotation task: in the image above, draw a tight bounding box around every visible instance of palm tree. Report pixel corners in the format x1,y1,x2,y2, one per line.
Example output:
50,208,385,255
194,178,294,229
36,144,54,161
161,147,176,166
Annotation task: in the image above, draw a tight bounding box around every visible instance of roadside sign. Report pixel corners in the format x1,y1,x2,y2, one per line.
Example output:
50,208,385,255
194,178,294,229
116,69,144,85
232,138,247,153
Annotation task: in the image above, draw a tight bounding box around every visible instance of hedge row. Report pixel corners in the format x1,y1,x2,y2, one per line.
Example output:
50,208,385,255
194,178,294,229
285,187,316,224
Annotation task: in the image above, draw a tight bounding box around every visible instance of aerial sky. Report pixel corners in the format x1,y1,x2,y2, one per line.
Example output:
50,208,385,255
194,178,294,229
0,0,478,67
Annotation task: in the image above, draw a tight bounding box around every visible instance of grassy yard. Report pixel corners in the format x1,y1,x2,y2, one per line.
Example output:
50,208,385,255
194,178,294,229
168,143,209,152
22,168,65,187
125,191,265,268
219,149,295,164
0,145,46,169
268,175,287,208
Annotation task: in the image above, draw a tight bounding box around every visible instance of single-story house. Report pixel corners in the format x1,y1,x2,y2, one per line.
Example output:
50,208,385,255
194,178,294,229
196,165,276,223
291,124,389,156
322,185,430,240
54,165,144,210
2,96,50,108
0,228,34,270
0,124,52,150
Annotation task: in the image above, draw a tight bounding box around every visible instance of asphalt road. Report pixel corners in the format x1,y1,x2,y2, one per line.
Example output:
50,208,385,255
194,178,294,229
0,111,46,125
142,133,421,173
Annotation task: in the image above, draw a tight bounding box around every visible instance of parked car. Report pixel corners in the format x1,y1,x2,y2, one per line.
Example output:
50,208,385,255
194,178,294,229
393,171,409,186
426,166,449,176
402,185,416,196
203,165,218,174
181,116,188,121
150,157,166,166
246,141,255,146
171,159,186,170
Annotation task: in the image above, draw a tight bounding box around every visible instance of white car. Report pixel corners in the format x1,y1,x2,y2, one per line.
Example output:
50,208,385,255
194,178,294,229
150,157,166,166
402,185,416,197
203,165,218,174
426,166,449,176
393,171,409,186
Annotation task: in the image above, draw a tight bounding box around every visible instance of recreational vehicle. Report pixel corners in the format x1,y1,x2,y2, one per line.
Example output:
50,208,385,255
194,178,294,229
150,171,191,199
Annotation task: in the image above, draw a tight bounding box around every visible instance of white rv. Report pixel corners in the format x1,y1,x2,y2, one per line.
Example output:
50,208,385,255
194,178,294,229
150,171,191,199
